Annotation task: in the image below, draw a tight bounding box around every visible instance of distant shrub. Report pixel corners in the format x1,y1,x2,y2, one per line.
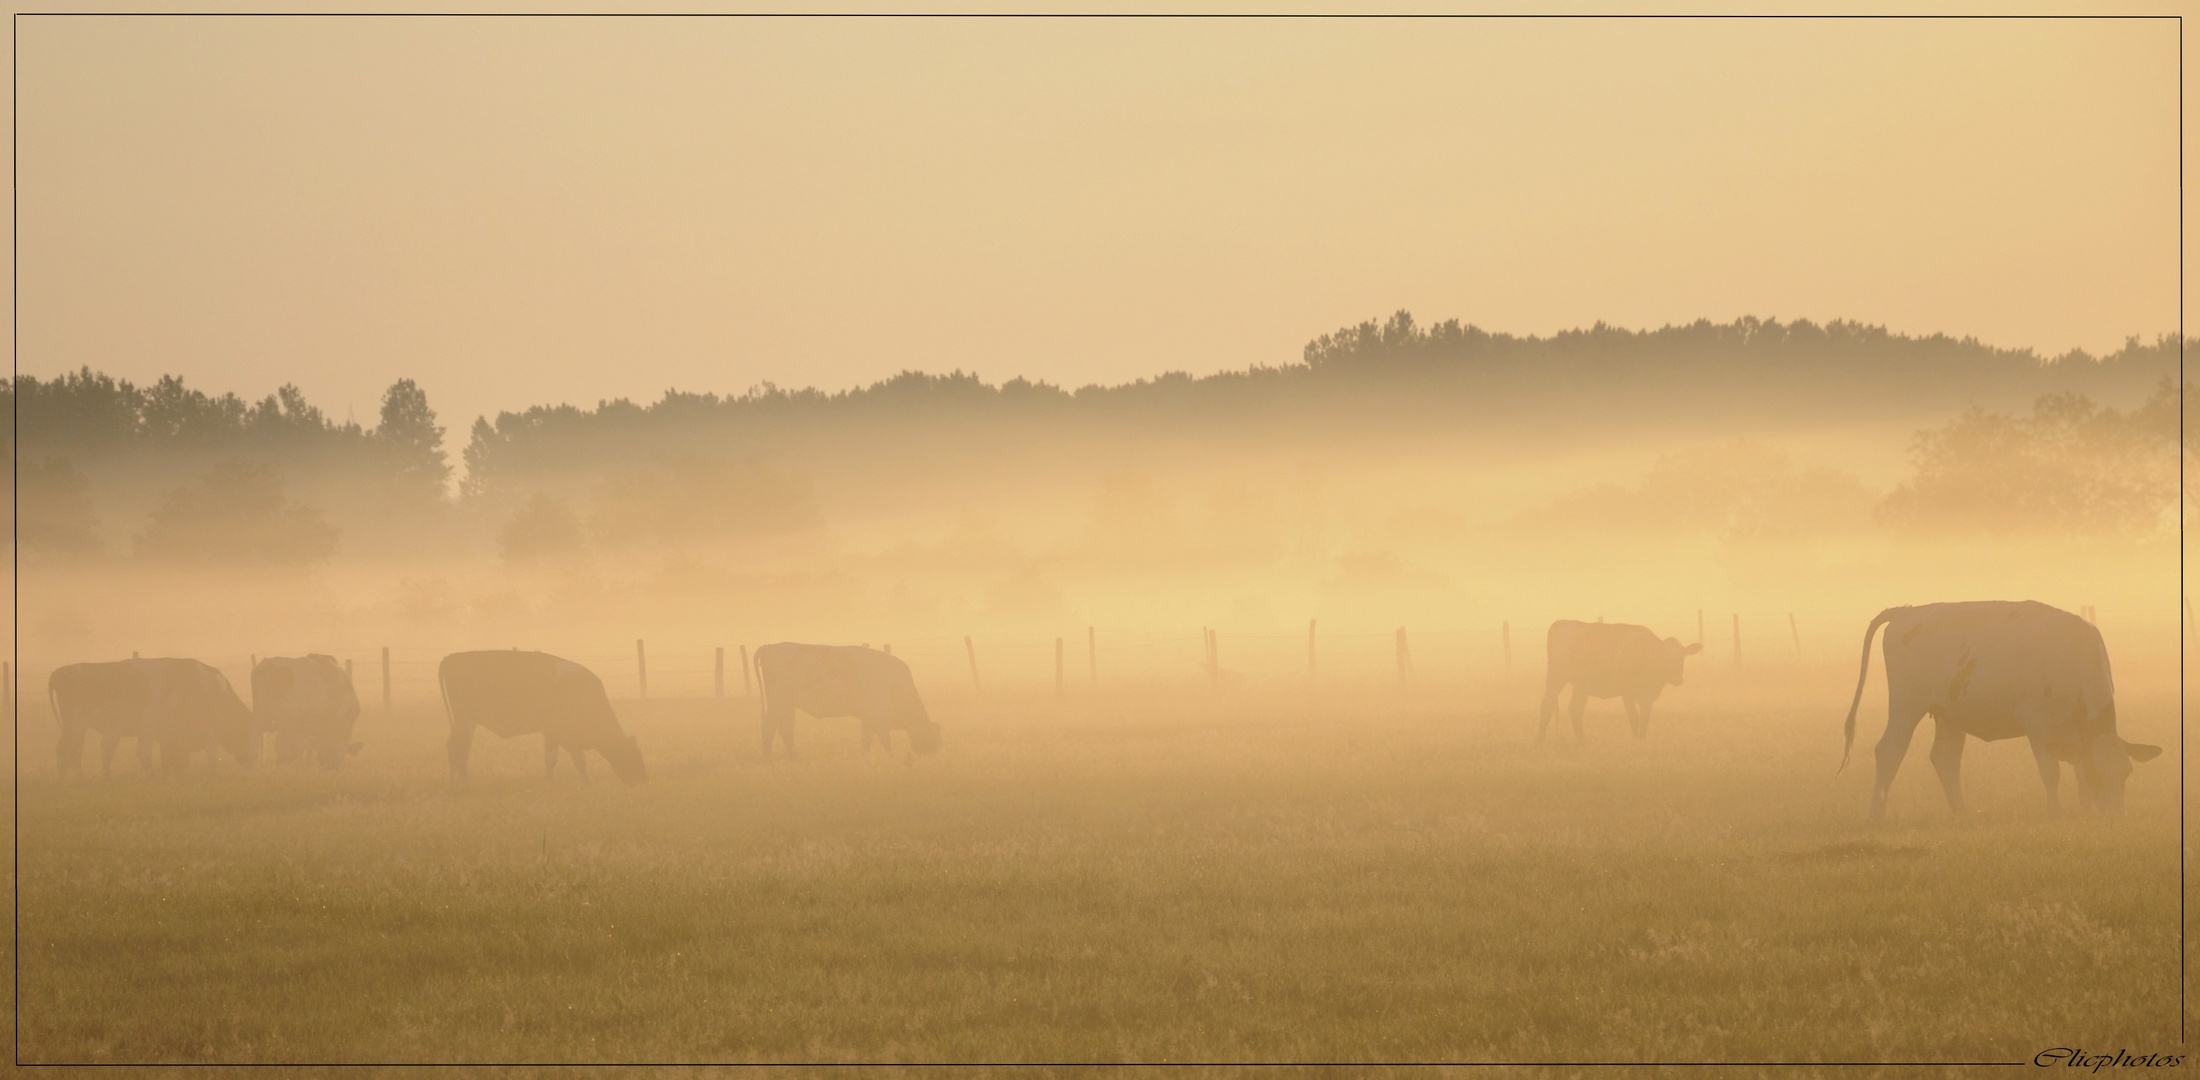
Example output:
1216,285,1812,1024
135,460,340,563
498,493,586,562
1878,380,2177,536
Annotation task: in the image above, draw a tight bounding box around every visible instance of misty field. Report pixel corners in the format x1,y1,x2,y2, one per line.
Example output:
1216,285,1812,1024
12,677,2186,1066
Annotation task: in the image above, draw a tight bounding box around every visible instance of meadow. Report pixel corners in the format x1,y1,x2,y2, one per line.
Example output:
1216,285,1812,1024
10,668,2186,1068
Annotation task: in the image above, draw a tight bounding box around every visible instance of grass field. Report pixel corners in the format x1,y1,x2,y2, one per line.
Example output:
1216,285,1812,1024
11,674,2188,1067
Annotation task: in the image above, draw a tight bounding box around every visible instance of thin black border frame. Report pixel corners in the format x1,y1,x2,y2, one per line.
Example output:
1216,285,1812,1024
5,9,2186,1070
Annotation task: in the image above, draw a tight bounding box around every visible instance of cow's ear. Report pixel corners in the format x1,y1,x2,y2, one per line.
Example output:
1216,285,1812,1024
2126,742,2164,763
1682,642,1703,656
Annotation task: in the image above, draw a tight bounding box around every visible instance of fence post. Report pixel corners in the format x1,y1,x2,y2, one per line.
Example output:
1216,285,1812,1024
1732,614,1741,669
1205,628,1219,690
1308,619,1317,685
381,646,391,713
1789,613,1801,660
740,645,752,696
965,636,981,692
1088,626,1096,687
636,639,648,699
715,647,725,698
1502,621,1511,670
1055,637,1065,696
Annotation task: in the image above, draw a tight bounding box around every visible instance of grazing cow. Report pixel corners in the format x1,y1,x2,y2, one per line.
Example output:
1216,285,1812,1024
1841,601,2160,820
51,658,260,777
1539,620,1703,741
253,654,362,768
754,643,941,761
438,650,645,784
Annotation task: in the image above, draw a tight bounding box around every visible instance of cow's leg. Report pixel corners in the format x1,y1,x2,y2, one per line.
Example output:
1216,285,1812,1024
448,720,475,783
1537,678,1564,742
99,734,121,778
2029,737,2063,813
1868,699,1929,822
1567,688,1589,742
158,740,184,778
57,727,86,779
1624,698,1646,739
133,737,154,775
571,746,590,782
274,731,300,766
1927,718,1969,817
544,735,560,778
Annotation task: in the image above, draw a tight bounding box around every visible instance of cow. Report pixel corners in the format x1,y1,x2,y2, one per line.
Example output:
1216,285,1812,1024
754,643,942,762
253,655,363,769
50,658,260,777
1539,620,1703,742
438,650,646,784
1841,601,2160,820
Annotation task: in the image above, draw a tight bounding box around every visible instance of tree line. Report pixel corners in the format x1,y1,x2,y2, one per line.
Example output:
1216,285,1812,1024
8,313,2188,560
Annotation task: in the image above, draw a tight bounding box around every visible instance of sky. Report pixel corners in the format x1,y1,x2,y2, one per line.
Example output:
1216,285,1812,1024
10,12,2185,436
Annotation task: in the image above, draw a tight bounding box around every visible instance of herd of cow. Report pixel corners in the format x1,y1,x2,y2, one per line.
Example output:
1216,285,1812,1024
44,600,2161,820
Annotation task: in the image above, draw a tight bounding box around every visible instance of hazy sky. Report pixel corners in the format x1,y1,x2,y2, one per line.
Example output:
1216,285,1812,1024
14,13,2182,434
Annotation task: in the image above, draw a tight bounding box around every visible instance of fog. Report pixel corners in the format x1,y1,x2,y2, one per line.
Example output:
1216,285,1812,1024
10,316,2183,705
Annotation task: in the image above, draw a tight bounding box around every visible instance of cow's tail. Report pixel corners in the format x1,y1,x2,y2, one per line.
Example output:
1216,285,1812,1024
436,661,456,732
1840,608,1902,772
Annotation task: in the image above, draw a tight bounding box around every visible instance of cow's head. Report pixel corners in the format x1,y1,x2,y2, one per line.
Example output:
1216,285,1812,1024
601,733,648,785
1664,638,1704,686
217,689,262,767
2077,733,2162,816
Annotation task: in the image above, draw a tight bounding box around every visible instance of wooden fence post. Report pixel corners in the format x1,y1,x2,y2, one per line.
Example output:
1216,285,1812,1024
1732,614,1741,669
1308,619,1317,685
740,645,752,696
636,639,648,699
965,636,981,692
1789,613,1801,660
381,646,391,713
715,647,725,698
1204,628,1219,690
1055,637,1065,696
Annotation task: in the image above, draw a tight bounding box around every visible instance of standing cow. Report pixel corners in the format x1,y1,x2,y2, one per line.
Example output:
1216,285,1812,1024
253,654,362,768
51,658,260,777
438,650,646,784
754,643,942,762
1539,620,1703,742
1841,601,2160,820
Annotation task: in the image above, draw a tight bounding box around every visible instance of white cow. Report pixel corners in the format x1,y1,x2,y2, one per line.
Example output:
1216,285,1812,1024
1841,601,2160,819
252,655,362,768
754,643,941,762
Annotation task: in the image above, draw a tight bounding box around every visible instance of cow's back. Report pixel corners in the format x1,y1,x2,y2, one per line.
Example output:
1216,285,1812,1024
1885,601,2109,741
440,650,609,739
51,661,152,735
1547,621,1665,696
758,643,925,725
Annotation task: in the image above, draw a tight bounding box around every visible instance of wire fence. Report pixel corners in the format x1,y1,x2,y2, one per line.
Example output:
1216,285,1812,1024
4,601,2184,721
